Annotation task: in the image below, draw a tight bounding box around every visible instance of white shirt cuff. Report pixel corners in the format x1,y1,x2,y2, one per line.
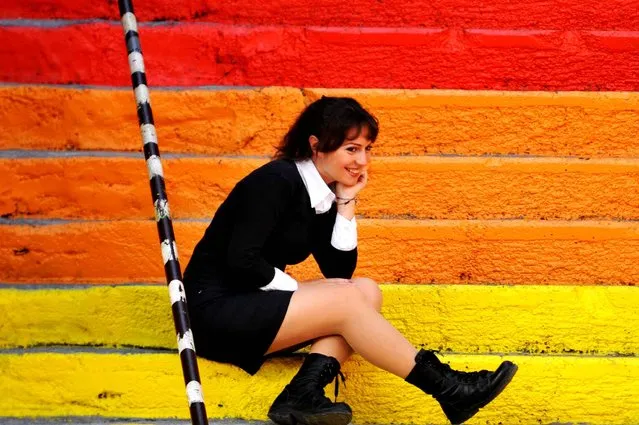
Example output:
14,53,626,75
260,267,299,291
331,213,358,251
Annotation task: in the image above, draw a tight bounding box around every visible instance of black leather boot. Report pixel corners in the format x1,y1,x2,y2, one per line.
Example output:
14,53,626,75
405,349,518,425
268,353,352,425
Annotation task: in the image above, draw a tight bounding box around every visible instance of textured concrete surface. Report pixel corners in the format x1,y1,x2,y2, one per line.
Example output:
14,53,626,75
1,23,639,89
6,0,639,31
1,351,638,424
3,219,639,285
2,3,638,425
0,86,303,155
4,87,639,157
4,155,639,220
3,0,639,29
2,284,637,355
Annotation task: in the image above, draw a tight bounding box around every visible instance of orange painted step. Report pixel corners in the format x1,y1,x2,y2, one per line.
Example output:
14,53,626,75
2,220,638,285
3,156,639,221
0,86,305,155
3,86,639,157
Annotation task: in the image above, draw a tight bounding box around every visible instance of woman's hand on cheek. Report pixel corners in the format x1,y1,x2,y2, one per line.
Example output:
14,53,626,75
335,170,368,200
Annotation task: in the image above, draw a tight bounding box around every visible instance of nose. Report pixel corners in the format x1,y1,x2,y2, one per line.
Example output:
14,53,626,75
356,150,370,166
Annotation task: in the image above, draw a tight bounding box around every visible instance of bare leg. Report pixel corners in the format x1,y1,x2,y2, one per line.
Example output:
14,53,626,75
307,277,383,363
266,277,518,425
266,277,417,378
308,336,351,364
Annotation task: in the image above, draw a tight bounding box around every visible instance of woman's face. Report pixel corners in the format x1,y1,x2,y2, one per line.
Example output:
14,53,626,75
312,130,373,186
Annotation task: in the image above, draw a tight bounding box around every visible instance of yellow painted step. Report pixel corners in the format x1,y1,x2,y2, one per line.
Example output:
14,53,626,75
2,220,639,285
1,351,638,424
2,86,639,157
1,285,637,355
4,156,639,220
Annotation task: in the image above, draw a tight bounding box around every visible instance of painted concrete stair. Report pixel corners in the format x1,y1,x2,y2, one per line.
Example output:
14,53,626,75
1,284,638,424
5,0,637,29
5,155,639,221
1,23,638,90
3,350,638,424
3,87,639,157
3,285,637,354
2,219,639,285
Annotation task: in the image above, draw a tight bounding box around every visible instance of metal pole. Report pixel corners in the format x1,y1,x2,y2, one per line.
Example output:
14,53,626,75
116,2,209,423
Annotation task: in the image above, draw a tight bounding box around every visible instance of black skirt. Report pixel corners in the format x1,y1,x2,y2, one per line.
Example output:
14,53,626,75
187,283,295,375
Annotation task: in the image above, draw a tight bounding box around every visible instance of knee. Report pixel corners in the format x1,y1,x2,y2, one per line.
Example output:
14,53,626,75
351,277,383,312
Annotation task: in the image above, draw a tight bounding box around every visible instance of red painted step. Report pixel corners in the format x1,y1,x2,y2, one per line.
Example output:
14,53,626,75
1,23,639,90
3,0,639,30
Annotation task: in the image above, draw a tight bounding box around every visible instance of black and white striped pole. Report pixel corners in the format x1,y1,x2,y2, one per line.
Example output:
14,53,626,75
117,1,208,424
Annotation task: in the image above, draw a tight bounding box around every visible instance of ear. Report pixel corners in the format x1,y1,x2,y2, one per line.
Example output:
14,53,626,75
308,135,319,152
309,135,319,156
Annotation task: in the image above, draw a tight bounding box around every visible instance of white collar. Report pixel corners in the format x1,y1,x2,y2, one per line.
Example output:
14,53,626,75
295,159,335,214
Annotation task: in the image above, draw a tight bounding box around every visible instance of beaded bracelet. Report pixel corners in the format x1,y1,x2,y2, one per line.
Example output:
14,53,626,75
336,196,357,205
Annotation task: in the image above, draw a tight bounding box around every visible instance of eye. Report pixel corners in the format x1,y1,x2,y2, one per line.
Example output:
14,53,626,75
345,146,357,153
365,145,373,152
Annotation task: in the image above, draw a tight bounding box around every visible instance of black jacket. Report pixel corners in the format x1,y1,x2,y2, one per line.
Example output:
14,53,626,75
183,159,357,301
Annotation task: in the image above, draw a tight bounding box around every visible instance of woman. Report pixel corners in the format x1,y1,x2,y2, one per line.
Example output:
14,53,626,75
183,96,517,425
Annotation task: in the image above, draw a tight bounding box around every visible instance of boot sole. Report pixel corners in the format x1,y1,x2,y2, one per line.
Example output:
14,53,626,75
442,361,519,425
268,409,352,425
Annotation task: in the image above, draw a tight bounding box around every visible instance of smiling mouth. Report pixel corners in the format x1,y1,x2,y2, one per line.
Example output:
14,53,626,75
346,168,360,177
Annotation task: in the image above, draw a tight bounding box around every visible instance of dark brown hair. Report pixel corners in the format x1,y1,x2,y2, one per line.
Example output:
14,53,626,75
275,96,378,160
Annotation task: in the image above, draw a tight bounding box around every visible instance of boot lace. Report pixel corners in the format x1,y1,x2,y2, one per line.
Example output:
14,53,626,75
438,362,491,384
290,357,347,406
319,361,347,402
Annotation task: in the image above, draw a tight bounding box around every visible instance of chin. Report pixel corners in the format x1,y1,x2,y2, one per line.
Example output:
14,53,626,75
344,176,359,185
